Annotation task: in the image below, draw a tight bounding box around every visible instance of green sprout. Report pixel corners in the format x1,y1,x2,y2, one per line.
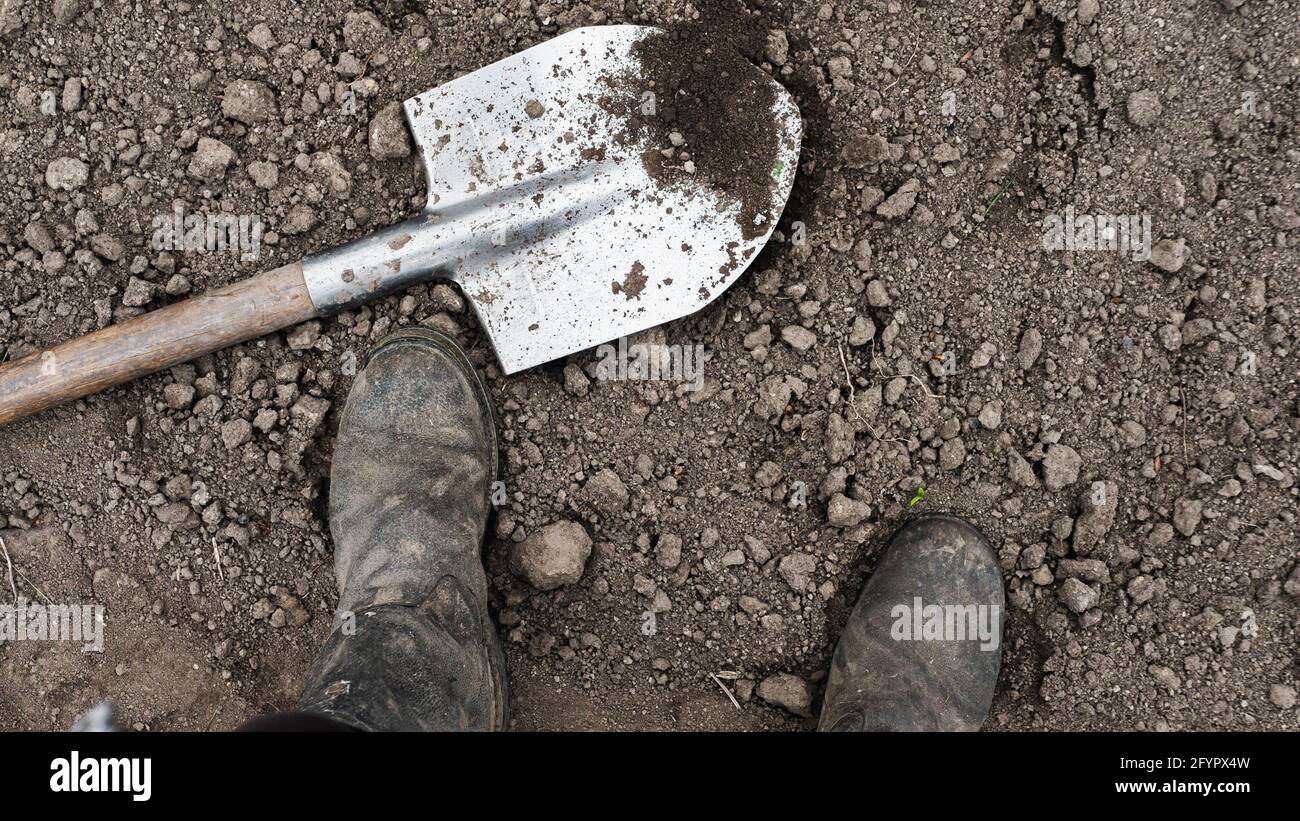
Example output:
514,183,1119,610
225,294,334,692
908,487,926,508
983,181,1012,215
772,159,785,179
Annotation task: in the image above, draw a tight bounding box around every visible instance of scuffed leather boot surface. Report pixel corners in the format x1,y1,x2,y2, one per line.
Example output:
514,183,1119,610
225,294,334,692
299,327,506,731
819,514,1004,732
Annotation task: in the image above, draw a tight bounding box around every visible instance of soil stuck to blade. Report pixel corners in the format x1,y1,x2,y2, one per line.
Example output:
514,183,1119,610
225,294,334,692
626,1,786,241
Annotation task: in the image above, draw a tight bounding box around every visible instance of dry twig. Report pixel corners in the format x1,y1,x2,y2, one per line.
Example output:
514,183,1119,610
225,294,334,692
0,534,16,602
709,672,741,710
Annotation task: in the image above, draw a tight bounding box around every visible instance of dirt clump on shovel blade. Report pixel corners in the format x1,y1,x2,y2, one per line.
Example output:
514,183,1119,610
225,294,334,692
629,1,786,241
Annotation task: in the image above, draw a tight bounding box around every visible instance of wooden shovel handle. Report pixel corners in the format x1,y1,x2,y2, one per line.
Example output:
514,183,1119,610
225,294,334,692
0,262,317,427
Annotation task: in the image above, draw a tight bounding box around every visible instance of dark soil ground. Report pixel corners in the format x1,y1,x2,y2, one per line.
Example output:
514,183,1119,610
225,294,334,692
0,0,1296,731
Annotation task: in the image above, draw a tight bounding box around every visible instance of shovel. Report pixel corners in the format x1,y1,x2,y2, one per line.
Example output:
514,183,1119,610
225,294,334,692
0,25,800,426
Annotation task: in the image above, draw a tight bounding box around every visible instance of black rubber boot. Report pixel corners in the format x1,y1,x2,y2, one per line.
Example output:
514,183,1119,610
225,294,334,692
298,327,507,731
818,514,1004,732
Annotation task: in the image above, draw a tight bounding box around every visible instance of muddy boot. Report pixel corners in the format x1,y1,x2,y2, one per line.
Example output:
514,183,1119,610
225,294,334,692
818,514,1003,732
298,327,507,731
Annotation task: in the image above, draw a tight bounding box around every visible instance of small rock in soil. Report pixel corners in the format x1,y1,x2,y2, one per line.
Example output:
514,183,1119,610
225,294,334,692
511,520,592,591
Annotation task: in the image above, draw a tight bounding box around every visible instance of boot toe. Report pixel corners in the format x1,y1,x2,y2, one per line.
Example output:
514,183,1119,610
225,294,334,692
819,514,1004,732
878,514,1003,604
347,328,495,453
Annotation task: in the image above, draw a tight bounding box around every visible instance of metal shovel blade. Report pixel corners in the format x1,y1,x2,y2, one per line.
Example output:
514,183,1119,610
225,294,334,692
305,25,801,374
